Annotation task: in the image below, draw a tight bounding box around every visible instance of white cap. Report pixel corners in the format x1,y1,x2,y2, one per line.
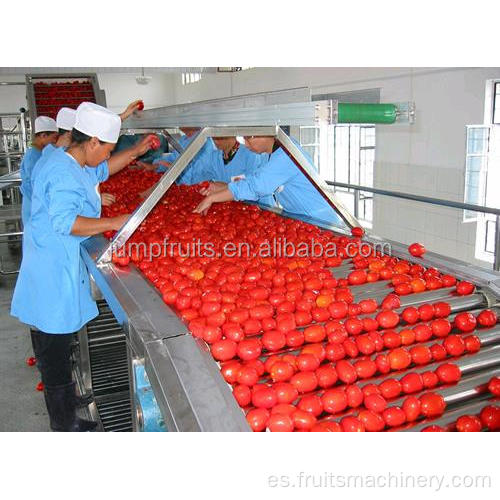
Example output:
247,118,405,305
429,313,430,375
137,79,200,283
74,102,121,143
56,107,76,131
34,116,58,134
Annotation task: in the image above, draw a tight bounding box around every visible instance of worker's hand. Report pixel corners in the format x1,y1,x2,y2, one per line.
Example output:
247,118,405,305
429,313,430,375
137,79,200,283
140,186,155,199
156,160,171,170
101,193,116,207
199,182,227,196
119,100,143,121
110,214,131,231
133,135,156,157
136,161,158,172
193,195,214,216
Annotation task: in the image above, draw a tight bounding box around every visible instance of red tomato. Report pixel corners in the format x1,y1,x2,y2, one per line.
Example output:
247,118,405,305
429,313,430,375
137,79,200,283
408,242,426,257
315,364,338,389
422,370,439,388
322,389,348,414
454,312,477,332
267,413,294,432
430,318,452,338
325,343,346,362
304,325,326,343
477,309,498,327
433,301,451,318
229,308,249,324
413,324,433,342
298,395,324,416
245,359,265,376
222,323,244,342
252,387,277,409
112,253,130,267
137,100,144,111
273,383,299,404
418,303,435,321
316,294,333,308
456,281,475,296
301,343,326,362
401,372,424,394
336,360,358,384
276,313,296,333
290,371,318,394
344,318,364,336
354,359,377,379
286,330,305,348
382,407,406,427
362,318,379,332
271,403,296,416
292,409,317,430
436,363,461,384
26,357,36,367
410,345,432,365
381,294,401,310
269,361,295,382
233,385,252,407
421,425,445,432
388,348,412,371
379,378,402,399
36,381,44,392
464,335,481,353
296,353,320,372
479,405,500,431
237,338,262,360
362,384,381,397
358,409,385,431
348,270,367,286
246,408,270,431
455,415,482,432
351,226,364,238
311,421,342,432
394,283,413,296
364,393,387,413
262,330,287,352
402,396,421,422
220,360,241,384
488,376,500,396
419,392,446,417
341,416,365,432
375,354,391,374
359,299,378,314
202,325,222,344
402,306,419,325
346,384,364,408
376,310,400,329
443,335,465,356
430,343,447,361
441,275,457,287
236,366,259,386
211,339,237,361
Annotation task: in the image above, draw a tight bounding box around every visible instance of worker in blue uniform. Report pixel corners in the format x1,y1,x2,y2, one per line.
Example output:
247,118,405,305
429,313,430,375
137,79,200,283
11,102,151,431
19,116,58,226
193,135,344,226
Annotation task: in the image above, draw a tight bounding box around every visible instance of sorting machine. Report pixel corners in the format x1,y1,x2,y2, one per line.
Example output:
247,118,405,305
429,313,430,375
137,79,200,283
76,98,499,431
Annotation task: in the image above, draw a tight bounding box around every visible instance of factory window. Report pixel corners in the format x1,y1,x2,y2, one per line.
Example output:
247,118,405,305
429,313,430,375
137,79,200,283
182,73,202,85
463,126,489,222
494,81,500,124
299,123,375,225
299,126,320,170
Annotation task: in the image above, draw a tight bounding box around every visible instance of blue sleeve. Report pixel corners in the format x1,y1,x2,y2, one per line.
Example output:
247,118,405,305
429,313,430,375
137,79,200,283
46,174,85,236
228,153,297,201
95,161,109,183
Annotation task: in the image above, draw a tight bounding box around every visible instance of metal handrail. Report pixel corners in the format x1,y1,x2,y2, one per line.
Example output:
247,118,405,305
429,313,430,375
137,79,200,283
325,180,500,271
325,181,500,216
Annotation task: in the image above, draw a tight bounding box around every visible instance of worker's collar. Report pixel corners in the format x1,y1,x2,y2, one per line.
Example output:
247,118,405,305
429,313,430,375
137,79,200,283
223,140,239,165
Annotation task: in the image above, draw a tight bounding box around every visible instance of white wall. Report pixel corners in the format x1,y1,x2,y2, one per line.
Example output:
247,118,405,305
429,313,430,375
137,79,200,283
0,71,175,115
171,67,500,267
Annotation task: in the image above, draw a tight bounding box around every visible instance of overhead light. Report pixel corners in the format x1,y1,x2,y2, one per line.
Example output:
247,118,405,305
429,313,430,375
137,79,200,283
136,67,152,85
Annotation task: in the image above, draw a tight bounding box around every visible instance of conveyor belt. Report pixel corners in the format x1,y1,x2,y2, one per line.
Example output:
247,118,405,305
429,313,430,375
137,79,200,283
87,300,133,432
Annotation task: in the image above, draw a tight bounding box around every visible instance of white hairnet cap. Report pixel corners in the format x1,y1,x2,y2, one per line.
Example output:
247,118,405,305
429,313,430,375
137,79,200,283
74,102,121,143
34,116,58,134
56,107,76,131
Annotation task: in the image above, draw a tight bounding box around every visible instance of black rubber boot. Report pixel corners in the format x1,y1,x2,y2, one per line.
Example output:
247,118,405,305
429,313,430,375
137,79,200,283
44,382,97,432
30,329,43,373
75,391,94,409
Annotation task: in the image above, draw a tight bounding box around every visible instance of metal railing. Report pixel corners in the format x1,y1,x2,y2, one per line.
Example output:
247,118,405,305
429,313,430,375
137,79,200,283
325,180,500,272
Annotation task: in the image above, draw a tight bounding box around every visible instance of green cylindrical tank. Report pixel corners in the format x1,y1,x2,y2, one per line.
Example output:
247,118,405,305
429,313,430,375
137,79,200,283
338,103,397,124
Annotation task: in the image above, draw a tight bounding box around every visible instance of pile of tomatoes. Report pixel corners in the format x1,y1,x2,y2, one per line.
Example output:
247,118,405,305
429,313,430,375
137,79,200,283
100,170,499,432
